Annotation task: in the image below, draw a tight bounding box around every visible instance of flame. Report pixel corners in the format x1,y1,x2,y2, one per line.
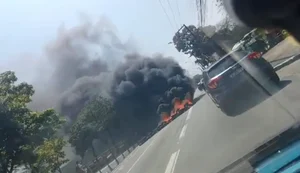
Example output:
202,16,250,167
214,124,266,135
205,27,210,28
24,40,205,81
173,98,184,113
170,109,176,117
185,92,193,105
181,99,190,107
173,93,193,114
161,112,171,123
160,92,193,122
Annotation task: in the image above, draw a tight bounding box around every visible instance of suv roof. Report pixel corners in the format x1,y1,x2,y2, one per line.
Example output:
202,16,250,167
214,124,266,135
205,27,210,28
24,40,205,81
203,49,245,73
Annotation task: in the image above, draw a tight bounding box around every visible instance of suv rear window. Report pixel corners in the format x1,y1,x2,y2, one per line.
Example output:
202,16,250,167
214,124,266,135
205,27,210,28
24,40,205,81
208,51,248,78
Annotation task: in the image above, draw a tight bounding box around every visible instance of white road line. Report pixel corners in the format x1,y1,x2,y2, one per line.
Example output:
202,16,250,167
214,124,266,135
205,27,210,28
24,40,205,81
179,124,187,140
186,107,193,121
126,140,154,173
165,150,181,173
171,150,180,173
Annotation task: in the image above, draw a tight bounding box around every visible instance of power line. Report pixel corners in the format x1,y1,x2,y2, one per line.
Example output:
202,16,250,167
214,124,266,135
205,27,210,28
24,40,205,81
195,0,207,26
199,0,204,26
166,0,179,28
158,0,176,31
195,0,201,26
203,0,207,25
175,0,182,25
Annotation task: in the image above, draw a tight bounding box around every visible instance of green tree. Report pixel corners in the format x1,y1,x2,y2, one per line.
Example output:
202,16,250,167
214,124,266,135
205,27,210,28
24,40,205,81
23,110,66,172
31,138,68,173
0,102,26,173
69,96,116,159
0,71,66,173
69,122,97,159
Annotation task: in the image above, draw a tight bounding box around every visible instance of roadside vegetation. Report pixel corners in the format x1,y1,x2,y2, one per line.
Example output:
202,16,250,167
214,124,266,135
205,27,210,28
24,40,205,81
0,71,123,173
0,71,67,173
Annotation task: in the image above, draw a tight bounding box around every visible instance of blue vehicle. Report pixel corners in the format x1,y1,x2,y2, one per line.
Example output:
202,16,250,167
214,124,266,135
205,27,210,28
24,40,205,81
219,125,300,173
255,140,300,173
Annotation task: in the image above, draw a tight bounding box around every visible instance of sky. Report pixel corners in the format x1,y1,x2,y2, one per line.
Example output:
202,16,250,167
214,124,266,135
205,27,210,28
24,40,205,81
0,0,223,79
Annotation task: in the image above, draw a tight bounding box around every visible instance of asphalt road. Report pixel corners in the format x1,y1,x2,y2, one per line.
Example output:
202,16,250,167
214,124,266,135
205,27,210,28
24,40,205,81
110,73,300,173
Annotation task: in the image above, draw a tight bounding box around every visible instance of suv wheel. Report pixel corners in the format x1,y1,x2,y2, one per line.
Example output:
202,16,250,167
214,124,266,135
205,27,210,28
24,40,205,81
270,70,280,84
260,59,280,85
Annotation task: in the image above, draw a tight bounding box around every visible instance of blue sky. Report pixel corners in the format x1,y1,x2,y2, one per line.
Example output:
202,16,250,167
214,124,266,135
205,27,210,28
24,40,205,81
0,0,223,78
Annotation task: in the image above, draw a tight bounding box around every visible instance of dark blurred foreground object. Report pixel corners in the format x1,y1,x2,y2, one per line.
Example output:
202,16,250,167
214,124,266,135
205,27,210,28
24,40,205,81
223,0,300,41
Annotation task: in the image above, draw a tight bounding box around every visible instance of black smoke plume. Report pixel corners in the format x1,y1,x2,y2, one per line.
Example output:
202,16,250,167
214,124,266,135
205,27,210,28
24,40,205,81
30,17,194,133
110,54,195,132
30,17,132,123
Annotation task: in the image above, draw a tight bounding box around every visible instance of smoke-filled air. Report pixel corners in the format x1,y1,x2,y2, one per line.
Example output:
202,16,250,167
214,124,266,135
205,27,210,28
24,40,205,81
29,16,195,135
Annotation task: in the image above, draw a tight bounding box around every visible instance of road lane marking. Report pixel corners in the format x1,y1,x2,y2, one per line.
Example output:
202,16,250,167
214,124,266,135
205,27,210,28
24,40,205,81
179,124,187,140
172,150,180,173
126,140,154,173
165,150,181,173
186,107,193,121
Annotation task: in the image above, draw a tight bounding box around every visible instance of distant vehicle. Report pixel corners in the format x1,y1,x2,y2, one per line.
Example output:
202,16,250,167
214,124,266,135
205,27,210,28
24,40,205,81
232,29,268,53
202,49,279,115
232,40,246,51
265,28,285,47
232,29,257,51
197,78,205,91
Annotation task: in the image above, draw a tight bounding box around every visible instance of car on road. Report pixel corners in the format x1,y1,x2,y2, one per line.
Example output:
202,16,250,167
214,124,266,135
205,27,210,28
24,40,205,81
232,29,269,54
202,49,280,115
197,78,205,91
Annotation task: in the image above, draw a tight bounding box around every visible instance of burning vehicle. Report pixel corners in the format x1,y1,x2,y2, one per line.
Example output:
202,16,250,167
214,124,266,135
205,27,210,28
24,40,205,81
160,92,194,124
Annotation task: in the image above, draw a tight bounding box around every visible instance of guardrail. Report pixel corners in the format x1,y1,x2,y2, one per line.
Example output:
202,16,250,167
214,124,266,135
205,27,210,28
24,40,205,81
84,141,138,173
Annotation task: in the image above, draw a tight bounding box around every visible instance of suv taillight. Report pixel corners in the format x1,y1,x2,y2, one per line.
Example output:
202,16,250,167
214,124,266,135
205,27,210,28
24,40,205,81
247,52,261,59
208,76,222,89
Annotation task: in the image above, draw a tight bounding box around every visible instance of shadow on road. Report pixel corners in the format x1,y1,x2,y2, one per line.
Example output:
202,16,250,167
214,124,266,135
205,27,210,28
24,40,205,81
226,80,292,117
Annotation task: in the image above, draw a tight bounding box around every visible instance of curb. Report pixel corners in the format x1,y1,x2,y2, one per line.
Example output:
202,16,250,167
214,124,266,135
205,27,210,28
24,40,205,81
273,55,300,71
